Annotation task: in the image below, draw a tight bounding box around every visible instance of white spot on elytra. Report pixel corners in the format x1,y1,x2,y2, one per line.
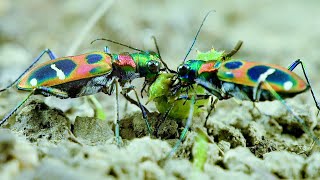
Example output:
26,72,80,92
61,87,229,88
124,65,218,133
30,78,37,86
284,81,293,91
51,64,65,80
258,68,276,82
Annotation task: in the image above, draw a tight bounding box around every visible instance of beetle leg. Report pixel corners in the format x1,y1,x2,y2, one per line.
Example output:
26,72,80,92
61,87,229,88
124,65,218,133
0,49,56,92
36,86,69,99
167,95,195,158
287,59,320,111
176,93,211,101
204,97,218,126
121,85,153,135
175,93,216,127
252,69,277,101
0,90,35,126
101,76,116,95
101,77,123,146
86,76,114,119
161,103,175,124
0,85,68,126
121,93,150,114
114,80,122,147
194,78,224,100
140,81,148,98
262,81,320,146
84,44,111,120
253,81,263,101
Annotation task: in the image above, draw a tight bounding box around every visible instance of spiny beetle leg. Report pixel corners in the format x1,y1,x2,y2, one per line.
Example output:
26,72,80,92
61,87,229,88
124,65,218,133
252,68,277,101
114,80,123,147
176,94,211,101
121,85,153,135
288,59,320,111
0,84,69,126
140,81,148,98
194,79,224,100
36,86,69,99
253,80,263,101
167,95,195,158
0,90,34,126
162,104,174,124
121,90,150,114
260,79,320,146
0,85,69,126
0,49,56,93
176,93,216,126
102,76,116,95
204,97,218,126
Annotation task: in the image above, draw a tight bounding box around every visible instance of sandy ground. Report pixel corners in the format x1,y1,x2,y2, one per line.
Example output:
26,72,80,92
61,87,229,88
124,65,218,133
1,0,320,179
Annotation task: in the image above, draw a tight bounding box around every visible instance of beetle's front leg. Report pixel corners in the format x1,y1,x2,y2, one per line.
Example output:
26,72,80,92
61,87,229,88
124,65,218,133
121,84,152,135
194,78,224,100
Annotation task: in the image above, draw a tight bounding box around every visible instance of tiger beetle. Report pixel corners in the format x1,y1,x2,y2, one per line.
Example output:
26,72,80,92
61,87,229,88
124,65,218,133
0,38,169,146
166,11,320,158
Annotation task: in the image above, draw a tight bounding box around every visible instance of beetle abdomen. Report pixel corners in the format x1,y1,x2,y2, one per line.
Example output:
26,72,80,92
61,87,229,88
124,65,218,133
217,60,309,93
18,51,112,90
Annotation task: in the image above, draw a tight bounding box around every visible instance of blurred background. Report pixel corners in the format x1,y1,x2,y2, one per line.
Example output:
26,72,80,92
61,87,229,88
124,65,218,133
0,0,319,120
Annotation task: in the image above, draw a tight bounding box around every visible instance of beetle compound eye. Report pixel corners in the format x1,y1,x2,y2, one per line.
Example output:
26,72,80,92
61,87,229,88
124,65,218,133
177,65,189,76
148,61,160,73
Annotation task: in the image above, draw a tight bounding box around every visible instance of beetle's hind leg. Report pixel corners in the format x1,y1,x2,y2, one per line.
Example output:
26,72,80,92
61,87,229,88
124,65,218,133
0,49,56,93
0,85,68,126
36,86,69,99
257,79,320,147
0,90,35,126
288,59,320,113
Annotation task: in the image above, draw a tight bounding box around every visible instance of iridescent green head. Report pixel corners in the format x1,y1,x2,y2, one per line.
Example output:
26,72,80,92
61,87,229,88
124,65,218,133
177,60,205,87
132,51,162,83
89,38,163,83
176,47,230,87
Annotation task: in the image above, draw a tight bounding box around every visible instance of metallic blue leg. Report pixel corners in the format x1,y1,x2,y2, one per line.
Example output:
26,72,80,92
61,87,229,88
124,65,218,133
288,59,320,110
0,49,57,92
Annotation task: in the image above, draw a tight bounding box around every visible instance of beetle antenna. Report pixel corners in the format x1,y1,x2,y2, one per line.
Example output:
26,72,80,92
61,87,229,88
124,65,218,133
151,36,176,73
183,10,215,63
91,38,145,52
